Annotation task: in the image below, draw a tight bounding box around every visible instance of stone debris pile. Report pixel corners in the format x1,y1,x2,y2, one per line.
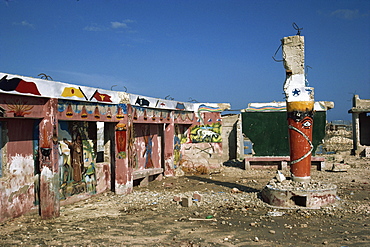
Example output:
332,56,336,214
266,177,337,192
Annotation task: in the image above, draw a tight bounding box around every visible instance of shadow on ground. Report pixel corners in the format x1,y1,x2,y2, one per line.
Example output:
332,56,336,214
186,175,260,193
223,159,245,169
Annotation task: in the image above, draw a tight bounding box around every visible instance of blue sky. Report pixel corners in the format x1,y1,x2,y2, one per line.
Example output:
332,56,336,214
1,0,369,121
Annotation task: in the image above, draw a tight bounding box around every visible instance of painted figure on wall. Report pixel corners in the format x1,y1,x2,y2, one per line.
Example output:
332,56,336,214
115,123,127,159
58,121,97,198
127,114,138,168
174,124,189,166
63,133,83,182
143,126,154,168
58,141,72,184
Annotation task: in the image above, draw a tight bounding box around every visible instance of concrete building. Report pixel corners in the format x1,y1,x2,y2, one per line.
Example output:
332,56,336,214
349,95,370,157
0,72,230,222
221,114,244,162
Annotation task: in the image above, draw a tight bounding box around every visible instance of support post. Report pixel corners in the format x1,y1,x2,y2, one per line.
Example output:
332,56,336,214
115,105,132,194
39,98,60,219
164,115,175,176
282,35,314,183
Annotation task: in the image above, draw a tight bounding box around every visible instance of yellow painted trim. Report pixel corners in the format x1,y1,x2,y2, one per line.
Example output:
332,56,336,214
287,101,314,112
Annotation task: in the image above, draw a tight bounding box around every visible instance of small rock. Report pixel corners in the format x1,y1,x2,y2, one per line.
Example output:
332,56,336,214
173,196,181,202
331,163,350,172
231,187,241,193
276,170,286,182
269,230,276,234
181,197,192,207
193,193,202,201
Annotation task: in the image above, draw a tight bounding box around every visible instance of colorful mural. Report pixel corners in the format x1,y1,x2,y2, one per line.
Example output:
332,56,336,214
197,104,222,125
142,126,154,168
174,125,189,165
115,123,127,159
0,71,229,222
58,121,97,199
6,99,34,117
127,114,138,168
58,100,127,121
0,75,41,95
190,122,222,143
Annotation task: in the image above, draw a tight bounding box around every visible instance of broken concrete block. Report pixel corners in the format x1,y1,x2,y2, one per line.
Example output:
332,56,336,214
276,170,286,182
173,196,181,202
175,167,185,177
365,147,370,158
181,197,193,207
331,163,350,172
193,193,202,202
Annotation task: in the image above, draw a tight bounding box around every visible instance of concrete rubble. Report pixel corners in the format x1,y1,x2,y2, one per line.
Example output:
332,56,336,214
1,161,369,246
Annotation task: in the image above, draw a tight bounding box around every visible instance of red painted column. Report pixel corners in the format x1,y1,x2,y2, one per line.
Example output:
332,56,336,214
114,105,132,194
39,98,60,219
287,101,314,182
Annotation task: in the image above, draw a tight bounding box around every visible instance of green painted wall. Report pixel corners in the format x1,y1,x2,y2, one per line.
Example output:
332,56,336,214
241,111,326,156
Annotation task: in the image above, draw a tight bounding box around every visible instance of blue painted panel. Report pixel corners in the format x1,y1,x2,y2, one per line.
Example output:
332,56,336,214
243,139,253,155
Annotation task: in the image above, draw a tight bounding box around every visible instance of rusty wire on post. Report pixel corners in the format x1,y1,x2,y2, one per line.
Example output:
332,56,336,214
292,22,303,36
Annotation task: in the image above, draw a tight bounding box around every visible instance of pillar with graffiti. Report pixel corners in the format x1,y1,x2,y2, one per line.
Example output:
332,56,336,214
282,35,314,183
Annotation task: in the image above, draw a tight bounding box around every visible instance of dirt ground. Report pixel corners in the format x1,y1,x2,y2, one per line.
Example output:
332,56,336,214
1,154,369,247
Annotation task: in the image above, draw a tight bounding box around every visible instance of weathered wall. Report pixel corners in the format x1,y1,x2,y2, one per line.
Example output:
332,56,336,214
178,111,224,171
221,114,244,161
133,124,162,170
0,119,37,222
180,143,223,170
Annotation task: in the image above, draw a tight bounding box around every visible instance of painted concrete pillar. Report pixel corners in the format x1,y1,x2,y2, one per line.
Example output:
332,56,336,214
164,112,175,176
115,105,132,194
282,35,314,183
39,98,60,219
351,111,360,154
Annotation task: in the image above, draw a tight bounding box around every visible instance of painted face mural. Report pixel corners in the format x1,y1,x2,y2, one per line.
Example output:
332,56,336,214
287,101,314,181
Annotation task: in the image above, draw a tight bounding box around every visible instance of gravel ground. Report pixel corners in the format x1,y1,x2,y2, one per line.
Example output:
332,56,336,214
0,154,369,246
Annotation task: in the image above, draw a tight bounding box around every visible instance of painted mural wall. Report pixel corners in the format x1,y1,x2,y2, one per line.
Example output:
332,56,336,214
175,110,224,171
57,121,97,199
0,72,230,222
133,124,162,170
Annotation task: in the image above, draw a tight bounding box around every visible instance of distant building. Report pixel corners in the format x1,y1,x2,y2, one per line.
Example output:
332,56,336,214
327,120,352,132
348,95,370,156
